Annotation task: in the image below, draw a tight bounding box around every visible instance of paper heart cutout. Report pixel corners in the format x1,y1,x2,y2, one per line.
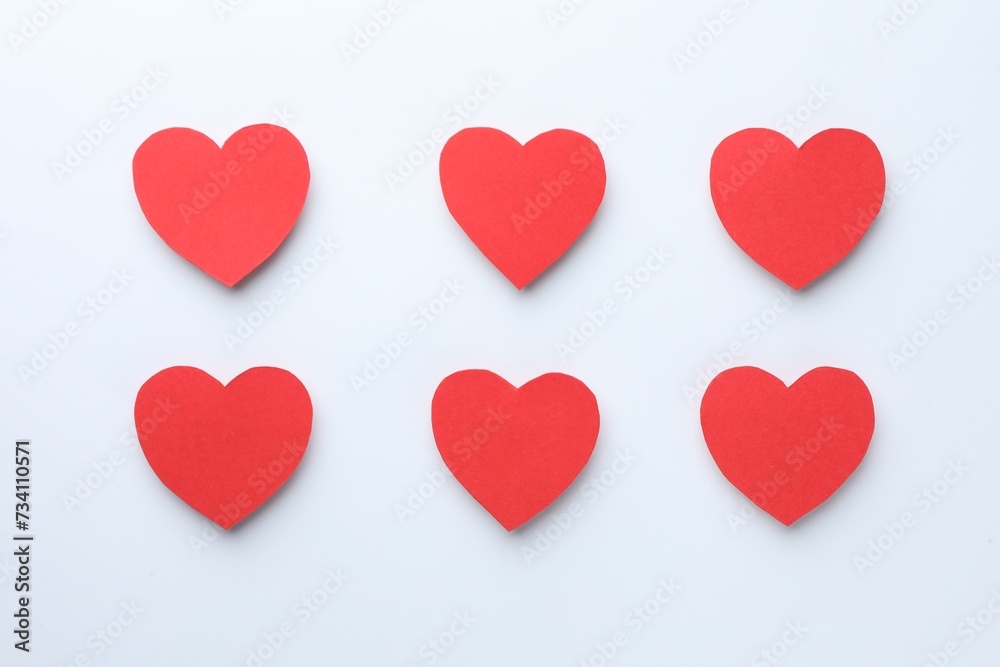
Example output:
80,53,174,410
135,366,312,529
710,128,885,289
439,128,607,289
133,124,310,287
432,370,600,530
700,366,874,526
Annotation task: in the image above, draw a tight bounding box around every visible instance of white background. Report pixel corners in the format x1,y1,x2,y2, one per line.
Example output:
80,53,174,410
3,0,1000,665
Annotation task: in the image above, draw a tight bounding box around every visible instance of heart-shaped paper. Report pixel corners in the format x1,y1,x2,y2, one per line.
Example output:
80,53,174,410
133,124,310,287
439,128,607,289
135,366,312,529
710,128,885,289
432,370,600,530
700,366,874,525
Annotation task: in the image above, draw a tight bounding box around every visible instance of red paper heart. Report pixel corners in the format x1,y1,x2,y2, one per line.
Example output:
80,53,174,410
439,128,607,289
710,128,885,289
432,370,600,530
133,124,310,287
700,366,875,526
134,366,312,529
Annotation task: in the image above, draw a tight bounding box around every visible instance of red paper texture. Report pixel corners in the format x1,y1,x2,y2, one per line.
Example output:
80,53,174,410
134,366,313,529
432,370,600,531
133,124,310,287
710,128,885,289
700,366,875,526
439,128,607,289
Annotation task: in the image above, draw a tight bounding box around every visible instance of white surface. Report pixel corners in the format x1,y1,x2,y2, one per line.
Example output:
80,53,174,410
3,0,1000,665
